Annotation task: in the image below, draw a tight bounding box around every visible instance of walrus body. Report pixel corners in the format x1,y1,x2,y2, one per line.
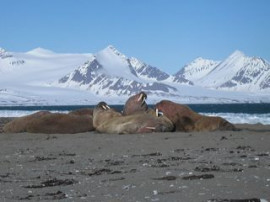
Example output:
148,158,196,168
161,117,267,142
3,111,94,134
3,111,50,133
96,113,174,134
68,108,93,116
155,100,235,132
93,102,173,134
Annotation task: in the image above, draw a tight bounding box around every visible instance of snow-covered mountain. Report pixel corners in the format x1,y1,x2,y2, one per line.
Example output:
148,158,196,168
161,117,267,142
0,45,269,105
215,51,270,91
129,57,171,81
0,47,95,105
0,48,25,72
57,45,178,96
174,57,220,82
0,48,12,59
0,47,91,85
180,50,270,92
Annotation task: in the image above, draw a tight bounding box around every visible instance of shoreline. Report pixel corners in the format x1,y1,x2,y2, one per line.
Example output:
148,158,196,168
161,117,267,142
0,122,269,201
1,117,270,133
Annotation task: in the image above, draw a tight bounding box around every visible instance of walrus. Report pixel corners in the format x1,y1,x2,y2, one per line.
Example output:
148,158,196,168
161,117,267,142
123,91,148,115
93,102,173,134
3,111,50,133
155,100,236,132
3,111,94,134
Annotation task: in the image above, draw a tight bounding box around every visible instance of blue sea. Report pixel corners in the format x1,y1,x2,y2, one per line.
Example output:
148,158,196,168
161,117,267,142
0,103,270,125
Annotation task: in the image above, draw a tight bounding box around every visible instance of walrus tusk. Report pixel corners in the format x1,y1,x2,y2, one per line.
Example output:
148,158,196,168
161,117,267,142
106,105,110,109
142,96,145,103
102,105,107,110
156,109,159,117
146,127,156,130
140,96,146,107
137,93,143,102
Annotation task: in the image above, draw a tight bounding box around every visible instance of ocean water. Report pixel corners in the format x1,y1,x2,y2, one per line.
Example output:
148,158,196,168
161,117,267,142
0,103,270,125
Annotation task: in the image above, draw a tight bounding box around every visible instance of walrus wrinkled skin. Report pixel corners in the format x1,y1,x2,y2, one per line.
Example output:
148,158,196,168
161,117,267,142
3,111,94,134
155,100,236,132
123,91,148,115
93,102,173,134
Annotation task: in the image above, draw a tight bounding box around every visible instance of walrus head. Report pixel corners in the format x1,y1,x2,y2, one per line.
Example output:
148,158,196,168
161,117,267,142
95,102,110,111
137,92,147,106
93,102,122,129
123,92,148,115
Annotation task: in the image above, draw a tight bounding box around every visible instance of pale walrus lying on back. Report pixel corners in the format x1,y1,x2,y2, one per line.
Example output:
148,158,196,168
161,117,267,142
3,111,94,134
123,91,148,115
93,102,174,134
155,100,236,132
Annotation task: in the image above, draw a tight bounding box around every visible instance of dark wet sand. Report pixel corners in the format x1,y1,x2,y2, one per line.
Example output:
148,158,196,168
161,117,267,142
0,118,270,202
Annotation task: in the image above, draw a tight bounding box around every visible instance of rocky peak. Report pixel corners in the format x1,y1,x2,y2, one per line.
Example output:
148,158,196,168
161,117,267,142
0,47,12,59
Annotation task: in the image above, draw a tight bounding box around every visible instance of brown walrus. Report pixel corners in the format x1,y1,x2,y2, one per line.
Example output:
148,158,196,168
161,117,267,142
3,111,50,133
155,100,236,132
123,91,148,115
93,102,173,134
3,111,94,134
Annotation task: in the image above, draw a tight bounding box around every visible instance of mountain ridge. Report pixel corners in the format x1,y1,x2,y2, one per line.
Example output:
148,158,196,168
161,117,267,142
57,46,179,96
0,45,269,105
192,50,270,91
57,45,270,93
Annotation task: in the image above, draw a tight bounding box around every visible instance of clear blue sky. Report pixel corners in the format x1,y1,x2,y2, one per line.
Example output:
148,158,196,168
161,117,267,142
1,0,270,74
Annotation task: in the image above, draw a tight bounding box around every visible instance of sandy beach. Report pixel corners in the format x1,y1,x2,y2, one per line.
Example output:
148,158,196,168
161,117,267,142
0,118,270,202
